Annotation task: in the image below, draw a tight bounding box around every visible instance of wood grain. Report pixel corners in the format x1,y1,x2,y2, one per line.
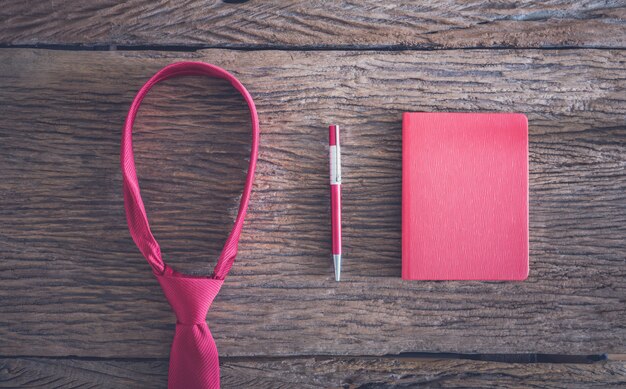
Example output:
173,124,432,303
1,357,625,388
1,1,625,49
0,49,624,359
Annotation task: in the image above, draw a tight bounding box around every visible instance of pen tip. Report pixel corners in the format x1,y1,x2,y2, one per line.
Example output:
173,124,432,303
333,254,342,282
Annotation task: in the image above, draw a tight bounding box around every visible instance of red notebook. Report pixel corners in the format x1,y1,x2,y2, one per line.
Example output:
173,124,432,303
402,113,529,280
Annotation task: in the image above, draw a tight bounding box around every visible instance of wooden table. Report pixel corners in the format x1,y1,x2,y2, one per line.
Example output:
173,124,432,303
1,2,625,387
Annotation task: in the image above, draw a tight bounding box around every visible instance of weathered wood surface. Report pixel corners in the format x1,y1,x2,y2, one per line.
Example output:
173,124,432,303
1,357,625,389
0,49,624,359
1,1,625,49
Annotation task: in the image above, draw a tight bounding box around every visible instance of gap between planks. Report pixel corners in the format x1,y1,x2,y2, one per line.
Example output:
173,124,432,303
0,353,612,364
0,43,625,53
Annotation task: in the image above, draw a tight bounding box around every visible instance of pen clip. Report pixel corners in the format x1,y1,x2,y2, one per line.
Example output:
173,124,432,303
330,125,341,184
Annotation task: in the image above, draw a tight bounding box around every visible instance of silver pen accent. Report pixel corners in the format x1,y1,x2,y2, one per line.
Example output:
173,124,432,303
334,254,342,282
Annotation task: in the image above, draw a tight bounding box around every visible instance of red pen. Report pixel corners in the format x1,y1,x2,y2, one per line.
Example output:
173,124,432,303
329,125,342,281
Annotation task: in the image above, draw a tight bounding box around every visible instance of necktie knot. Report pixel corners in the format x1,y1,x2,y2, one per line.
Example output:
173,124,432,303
156,267,224,325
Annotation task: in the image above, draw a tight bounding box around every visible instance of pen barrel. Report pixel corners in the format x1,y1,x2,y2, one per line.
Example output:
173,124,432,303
331,184,342,255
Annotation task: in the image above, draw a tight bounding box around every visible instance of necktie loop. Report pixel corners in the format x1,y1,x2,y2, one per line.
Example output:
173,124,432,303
121,61,259,278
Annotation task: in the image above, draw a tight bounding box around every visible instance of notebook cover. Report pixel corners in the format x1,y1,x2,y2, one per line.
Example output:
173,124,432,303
402,112,528,280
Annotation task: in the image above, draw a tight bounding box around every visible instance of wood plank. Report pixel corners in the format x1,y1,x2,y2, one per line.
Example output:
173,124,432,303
1,357,625,388
1,1,625,48
0,49,624,358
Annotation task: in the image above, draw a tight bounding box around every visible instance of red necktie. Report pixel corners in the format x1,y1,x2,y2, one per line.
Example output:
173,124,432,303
121,61,259,389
